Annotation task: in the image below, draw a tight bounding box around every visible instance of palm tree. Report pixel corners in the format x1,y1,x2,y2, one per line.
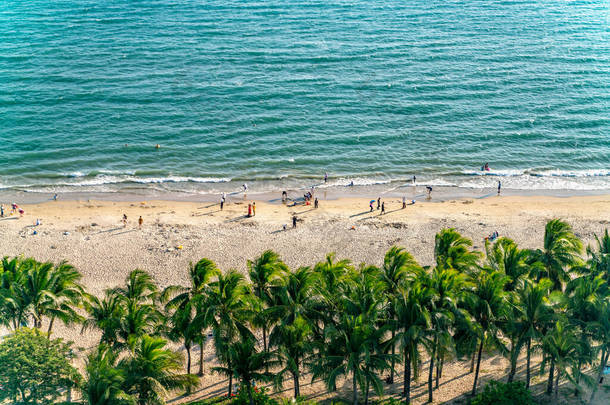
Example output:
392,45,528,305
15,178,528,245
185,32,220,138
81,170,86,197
514,278,554,388
83,345,134,405
587,229,610,280
45,261,85,336
588,298,610,404
379,246,420,384
531,219,583,292
394,277,432,404
269,266,319,398
434,228,480,274
0,256,31,329
162,258,220,375
215,336,277,405
111,269,158,304
248,250,288,359
425,266,465,401
312,266,393,405
121,335,198,405
486,237,529,291
467,268,509,396
543,319,580,399
199,269,253,396
313,253,352,308
82,291,125,347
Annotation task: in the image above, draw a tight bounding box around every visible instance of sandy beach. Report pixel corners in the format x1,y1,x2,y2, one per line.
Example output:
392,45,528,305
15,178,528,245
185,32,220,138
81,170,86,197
1,194,610,403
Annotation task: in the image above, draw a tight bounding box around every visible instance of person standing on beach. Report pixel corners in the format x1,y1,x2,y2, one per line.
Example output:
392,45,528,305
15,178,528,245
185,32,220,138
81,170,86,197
122,214,127,227
53,194,58,201
220,196,225,210
497,180,502,195
314,198,319,209
292,215,297,228
282,191,287,203
377,197,381,210
0,204,3,217
402,196,406,209
381,202,385,215
243,183,248,194
252,202,256,216
412,176,416,184
369,201,374,212
247,204,252,217
324,172,328,183
138,216,143,229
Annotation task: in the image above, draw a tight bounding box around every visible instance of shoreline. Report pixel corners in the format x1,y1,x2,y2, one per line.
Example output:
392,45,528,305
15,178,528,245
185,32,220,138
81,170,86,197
3,184,610,206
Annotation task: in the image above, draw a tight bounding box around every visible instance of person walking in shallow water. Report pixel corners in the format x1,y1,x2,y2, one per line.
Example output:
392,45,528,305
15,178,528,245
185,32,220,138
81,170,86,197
497,180,502,195
426,186,432,199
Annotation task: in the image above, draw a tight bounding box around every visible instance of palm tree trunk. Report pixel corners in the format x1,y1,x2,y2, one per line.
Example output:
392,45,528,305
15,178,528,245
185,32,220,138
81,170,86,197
186,344,192,375
47,316,55,337
247,381,254,405
554,370,560,400
470,350,476,373
390,328,395,384
404,351,411,405
589,348,608,405
546,357,555,395
471,337,485,396
428,335,437,402
352,372,358,405
293,370,300,398
507,342,517,383
526,338,532,388
364,379,370,405
435,353,441,389
198,339,204,376
263,325,268,372
228,358,233,397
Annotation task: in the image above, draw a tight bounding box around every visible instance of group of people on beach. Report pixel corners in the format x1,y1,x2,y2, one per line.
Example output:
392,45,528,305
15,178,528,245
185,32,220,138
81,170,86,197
0,203,24,218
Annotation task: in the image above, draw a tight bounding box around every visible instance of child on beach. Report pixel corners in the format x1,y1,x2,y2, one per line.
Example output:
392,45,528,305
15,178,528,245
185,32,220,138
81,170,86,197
252,202,256,216
426,186,432,198
247,204,252,217
369,201,374,212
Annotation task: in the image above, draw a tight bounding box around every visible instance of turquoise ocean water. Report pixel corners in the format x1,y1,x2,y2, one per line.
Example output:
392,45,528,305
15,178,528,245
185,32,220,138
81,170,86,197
1,0,609,197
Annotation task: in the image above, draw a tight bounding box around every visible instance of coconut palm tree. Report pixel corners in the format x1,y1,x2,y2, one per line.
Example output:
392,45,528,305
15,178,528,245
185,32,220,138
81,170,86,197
588,297,610,404
394,277,432,404
543,319,580,399
215,335,278,405
312,266,393,405
379,246,420,384
121,335,198,405
248,250,288,359
0,256,32,329
531,219,583,292
45,261,85,336
514,278,554,387
162,258,220,375
467,268,509,396
199,269,253,396
425,265,465,401
434,228,480,274
587,229,610,280
486,237,530,291
82,291,125,347
83,345,134,405
269,266,319,398
111,269,158,304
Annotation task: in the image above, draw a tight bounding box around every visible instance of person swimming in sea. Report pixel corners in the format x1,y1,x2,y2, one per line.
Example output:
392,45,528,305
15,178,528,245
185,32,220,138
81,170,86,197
482,162,490,171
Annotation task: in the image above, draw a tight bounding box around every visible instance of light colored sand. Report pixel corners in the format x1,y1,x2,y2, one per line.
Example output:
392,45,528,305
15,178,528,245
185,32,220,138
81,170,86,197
1,195,609,403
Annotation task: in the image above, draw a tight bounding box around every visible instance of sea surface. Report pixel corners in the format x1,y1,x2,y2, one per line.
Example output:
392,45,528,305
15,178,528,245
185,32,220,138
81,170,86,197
1,0,609,198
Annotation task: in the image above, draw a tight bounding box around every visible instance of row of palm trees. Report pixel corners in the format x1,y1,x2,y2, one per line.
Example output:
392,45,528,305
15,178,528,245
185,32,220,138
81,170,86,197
1,219,609,405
